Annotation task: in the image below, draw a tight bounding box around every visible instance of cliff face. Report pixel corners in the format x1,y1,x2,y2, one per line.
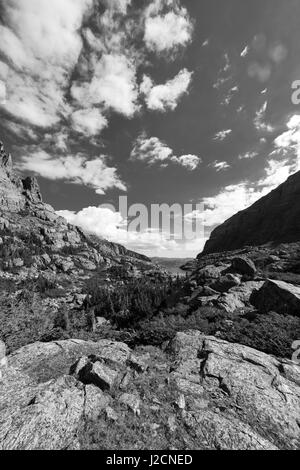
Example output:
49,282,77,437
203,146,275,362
202,171,300,256
0,141,151,273
0,142,42,212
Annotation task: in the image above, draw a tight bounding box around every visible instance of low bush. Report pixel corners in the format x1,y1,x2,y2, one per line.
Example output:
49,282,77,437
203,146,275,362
222,311,300,358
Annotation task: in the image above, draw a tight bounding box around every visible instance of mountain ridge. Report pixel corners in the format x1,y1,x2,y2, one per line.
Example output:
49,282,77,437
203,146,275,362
202,170,300,256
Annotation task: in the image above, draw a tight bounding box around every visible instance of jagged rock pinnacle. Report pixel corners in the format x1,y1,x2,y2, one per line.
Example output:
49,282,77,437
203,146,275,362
0,141,13,170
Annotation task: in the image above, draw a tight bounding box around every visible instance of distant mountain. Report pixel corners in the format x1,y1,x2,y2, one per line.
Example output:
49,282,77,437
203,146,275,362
202,171,300,256
152,257,192,275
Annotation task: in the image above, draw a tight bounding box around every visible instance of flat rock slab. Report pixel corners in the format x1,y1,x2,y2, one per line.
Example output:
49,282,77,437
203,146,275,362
0,339,133,450
170,331,300,450
8,339,131,383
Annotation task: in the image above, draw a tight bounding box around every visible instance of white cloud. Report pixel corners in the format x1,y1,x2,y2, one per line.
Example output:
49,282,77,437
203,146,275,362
71,108,108,136
274,115,300,165
172,155,201,170
144,0,193,53
1,119,38,141
0,0,92,127
44,131,69,152
254,101,274,133
210,161,231,172
213,129,232,141
241,45,249,58
131,135,201,170
17,151,126,195
0,81,6,104
131,136,173,164
102,0,132,14
71,54,139,117
238,151,258,160
221,85,239,107
58,206,178,256
140,68,192,112
58,205,205,257
0,0,195,145
222,53,230,73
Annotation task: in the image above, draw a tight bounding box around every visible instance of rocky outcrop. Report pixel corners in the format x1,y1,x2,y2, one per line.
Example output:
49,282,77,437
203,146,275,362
0,339,144,450
0,335,299,450
251,279,300,316
170,331,300,450
202,171,300,255
217,280,264,312
0,341,7,380
0,140,154,280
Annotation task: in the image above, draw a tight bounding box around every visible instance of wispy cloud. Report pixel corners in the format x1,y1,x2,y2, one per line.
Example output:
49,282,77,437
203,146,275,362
238,151,258,160
213,129,232,141
254,101,274,133
209,161,231,172
130,134,201,170
240,45,249,58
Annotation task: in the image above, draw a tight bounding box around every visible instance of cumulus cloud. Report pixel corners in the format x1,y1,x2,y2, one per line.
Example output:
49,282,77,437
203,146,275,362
17,151,127,195
131,136,173,164
0,0,195,147
71,54,139,117
144,0,193,54
57,205,180,256
58,205,205,257
172,155,201,170
130,135,201,170
140,69,192,112
71,108,108,136
274,115,300,163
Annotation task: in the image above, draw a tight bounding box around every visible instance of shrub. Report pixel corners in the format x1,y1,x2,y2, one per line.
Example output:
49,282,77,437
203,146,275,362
222,311,300,358
84,276,191,328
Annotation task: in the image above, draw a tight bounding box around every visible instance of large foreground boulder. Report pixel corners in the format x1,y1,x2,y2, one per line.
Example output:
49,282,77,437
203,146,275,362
218,281,264,312
0,339,135,450
170,331,300,450
231,257,257,277
251,279,300,316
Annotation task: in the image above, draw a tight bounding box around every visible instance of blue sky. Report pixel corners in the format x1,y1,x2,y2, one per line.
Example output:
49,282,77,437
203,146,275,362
0,0,300,257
